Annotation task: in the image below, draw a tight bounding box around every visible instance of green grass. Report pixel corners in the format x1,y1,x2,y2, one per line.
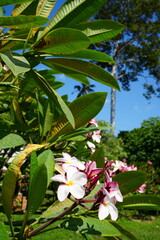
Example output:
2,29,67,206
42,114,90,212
32,215,160,240
1,212,160,240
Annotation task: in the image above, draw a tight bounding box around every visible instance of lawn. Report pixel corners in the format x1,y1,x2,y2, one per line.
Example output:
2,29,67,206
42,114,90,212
1,211,160,239
32,215,160,240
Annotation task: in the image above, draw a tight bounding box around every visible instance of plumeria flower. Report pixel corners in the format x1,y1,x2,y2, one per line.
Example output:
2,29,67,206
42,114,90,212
88,118,98,127
51,166,87,202
86,141,96,153
137,183,146,193
98,188,118,221
105,181,123,202
92,130,101,143
84,161,102,179
55,152,85,172
111,160,127,172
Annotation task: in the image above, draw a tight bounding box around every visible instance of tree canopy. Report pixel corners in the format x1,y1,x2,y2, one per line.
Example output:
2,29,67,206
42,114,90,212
92,0,160,99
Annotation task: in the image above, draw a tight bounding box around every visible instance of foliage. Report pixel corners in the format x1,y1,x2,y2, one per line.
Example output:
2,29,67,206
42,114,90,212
119,117,160,195
0,1,159,240
118,117,160,167
92,0,160,99
97,120,127,160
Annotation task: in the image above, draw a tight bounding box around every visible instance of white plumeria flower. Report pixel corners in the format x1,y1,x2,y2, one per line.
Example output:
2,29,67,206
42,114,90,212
55,152,85,172
111,160,127,172
51,166,87,202
98,188,118,221
92,132,101,143
86,141,96,153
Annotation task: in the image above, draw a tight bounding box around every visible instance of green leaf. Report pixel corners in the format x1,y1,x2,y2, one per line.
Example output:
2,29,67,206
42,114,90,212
36,0,56,18
12,1,35,16
47,92,107,144
48,49,115,63
37,0,107,42
41,101,53,138
75,20,125,44
28,70,75,128
117,195,160,211
109,221,137,240
37,150,54,186
90,146,105,168
0,0,34,6
0,15,48,28
57,126,108,142
0,222,10,240
0,133,25,150
39,198,73,220
60,216,120,237
2,144,43,221
34,28,91,54
27,150,54,215
0,7,4,17
113,171,147,195
0,51,30,76
27,163,48,215
65,72,90,86
42,58,120,90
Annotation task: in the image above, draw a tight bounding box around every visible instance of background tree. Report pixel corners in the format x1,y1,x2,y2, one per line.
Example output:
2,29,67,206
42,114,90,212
92,0,160,133
118,117,160,168
73,83,95,97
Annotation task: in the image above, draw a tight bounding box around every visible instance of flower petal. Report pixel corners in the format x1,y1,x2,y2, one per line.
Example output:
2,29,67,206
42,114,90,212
71,172,87,185
57,184,69,202
66,166,78,180
70,184,85,199
51,174,66,183
108,203,118,221
76,160,85,170
62,152,72,162
98,202,109,220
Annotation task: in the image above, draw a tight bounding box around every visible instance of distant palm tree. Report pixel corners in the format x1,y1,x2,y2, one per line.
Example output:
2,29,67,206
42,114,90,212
73,83,95,97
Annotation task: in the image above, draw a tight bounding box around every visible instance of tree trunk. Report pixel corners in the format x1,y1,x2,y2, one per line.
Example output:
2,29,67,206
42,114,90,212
110,63,117,135
110,41,119,135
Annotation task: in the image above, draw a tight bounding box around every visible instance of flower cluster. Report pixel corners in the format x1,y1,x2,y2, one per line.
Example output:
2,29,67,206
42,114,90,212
106,159,146,193
51,152,123,221
85,119,101,153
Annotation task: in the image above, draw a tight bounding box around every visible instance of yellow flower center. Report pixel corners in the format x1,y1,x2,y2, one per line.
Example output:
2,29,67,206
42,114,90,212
66,180,74,186
103,201,109,206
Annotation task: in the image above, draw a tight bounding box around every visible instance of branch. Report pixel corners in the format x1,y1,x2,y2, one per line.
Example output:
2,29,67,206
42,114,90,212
28,202,78,238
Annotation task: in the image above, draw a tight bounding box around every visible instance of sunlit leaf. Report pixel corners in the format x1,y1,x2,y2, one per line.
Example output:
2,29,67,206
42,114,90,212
0,222,10,240
60,216,120,236
0,133,25,150
0,51,30,75
75,20,125,43
113,171,147,195
47,92,107,145
34,28,90,54
42,58,120,90
36,0,57,18
2,144,44,221
0,15,48,28
27,150,54,215
47,49,115,63
27,70,75,128
117,195,160,211
0,0,33,7
37,0,107,42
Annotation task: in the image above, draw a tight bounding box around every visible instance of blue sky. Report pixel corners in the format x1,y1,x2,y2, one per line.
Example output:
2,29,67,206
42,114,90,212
56,75,160,135
3,1,160,135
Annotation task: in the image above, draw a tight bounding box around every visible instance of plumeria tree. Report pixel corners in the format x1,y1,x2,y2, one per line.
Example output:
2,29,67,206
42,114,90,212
0,1,160,240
